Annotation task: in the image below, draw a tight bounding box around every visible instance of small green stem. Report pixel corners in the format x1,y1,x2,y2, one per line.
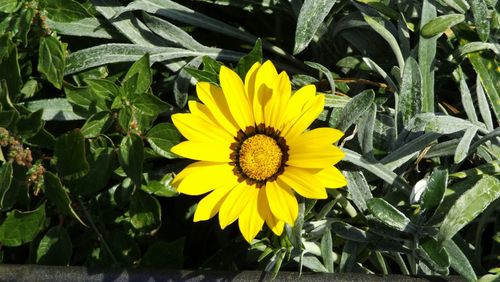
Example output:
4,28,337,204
392,252,410,275
77,197,119,266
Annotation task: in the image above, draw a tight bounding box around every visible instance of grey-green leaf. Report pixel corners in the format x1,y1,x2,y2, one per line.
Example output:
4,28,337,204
421,14,465,38
454,127,478,163
421,237,450,268
398,57,422,128
23,98,84,121
470,0,490,42
333,89,374,132
366,198,415,232
443,239,477,281
345,171,372,212
438,175,500,243
293,0,336,54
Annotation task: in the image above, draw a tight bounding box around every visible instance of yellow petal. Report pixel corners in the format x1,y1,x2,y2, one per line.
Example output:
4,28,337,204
282,94,325,141
196,82,239,136
219,66,254,130
258,189,285,236
194,184,235,222
218,181,255,229
264,180,298,225
282,85,316,126
170,141,231,162
314,166,347,188
171,113,232,143
253,60,278,125
287,145,345,168
288,127,344,148
264,71,291,129
278,166,327,199
176,162,235,195
244,62,261,109
238,186,264,243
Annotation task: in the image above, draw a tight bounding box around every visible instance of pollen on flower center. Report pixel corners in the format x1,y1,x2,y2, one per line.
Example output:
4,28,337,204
238,134,283,181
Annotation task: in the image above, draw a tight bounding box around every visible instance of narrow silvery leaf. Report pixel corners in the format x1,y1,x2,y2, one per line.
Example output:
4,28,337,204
419,0,437,113
46,18,119,39
420,14,465,38
454,127,478,163
293,0,336,54
367,198,415,232
320,228,334,273
363,15,405,71
438,175,500,243
443,239,477,281
334,89,374,132
459,42,500,56
357,102,376,154
305,61,336,93
470,0,490,42
440,0,469,13
459,70,479,124
345,171,372,212
476,76,494,131
420,169,448,211
363,57,398,92
399,57,422,129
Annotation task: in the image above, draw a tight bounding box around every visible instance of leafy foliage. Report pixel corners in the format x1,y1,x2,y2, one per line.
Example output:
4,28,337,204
0,0,498,280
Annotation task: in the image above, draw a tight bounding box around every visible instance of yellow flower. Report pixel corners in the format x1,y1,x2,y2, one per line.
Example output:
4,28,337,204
171,60,347,242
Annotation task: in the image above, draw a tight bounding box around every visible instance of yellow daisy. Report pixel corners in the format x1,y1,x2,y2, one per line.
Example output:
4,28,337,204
171,60,347,242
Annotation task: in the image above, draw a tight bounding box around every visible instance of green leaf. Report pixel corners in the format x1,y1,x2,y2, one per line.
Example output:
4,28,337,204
84,78,120,100
444,239,477,281
36,226,73,265
440,0,469,13
320,227,334,273
293,0,336,54
64,83,107,117
45,0,92,22
130,93,173,117
300,255,328,273
468,52,500,121
366,198,415,232
174,57,202,109
80,111,113,138
38,36,67,89
70,147,115,195
15,109,44,139
236,38,262,79
470,0,490,42
43,171,85,225
0,162,17,210
421,14,465,38
140,238,184,268
454,127,478,163
24,98,84,121
54,130,89,180
130,190,161,230
363,15,405,70
146,123,181,159
438,175,500,243
418,1,436,112
0,34,22,97
333,89,374,132
398,57,422,129
0,204,46,247
118,133,144,187
420,237,450,268
0,0,21,13
123,54,152,94
421,169,448,212
142,177,178,197
184,67,218,85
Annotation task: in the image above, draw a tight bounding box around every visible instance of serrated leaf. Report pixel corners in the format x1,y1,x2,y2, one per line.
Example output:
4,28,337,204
80,111,113,138
421,14,465,38
0,162,17,210
421,169,448,212
438,175,500,243
36,226,73,265
293,0,336,54
45,0,92,22
119,133,144,188
130,93,173,116
55,130,89,180
123,54,152,94
0,204,45,247
38,36,66,89
15,109,44,139
470,0,490,42
236,38,262,79
146,123,181,159
43,171,85,225
366,198,415,232
333,89,374,132
84,78,120,100
0,0,21,13
0,34,22,98
130,190,161,230
70,147,115,195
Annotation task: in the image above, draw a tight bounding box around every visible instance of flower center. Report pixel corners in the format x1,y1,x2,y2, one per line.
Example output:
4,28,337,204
238,134,283,181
